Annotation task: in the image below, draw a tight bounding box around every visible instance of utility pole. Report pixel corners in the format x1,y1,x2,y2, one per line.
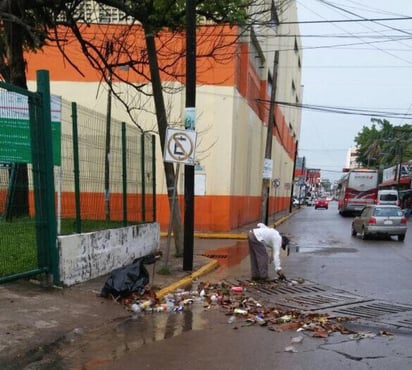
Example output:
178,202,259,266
289,140,298,213
260,51,279,224
397,143,403,190
104,41,113,221
104,69,112,221
183,0,196,271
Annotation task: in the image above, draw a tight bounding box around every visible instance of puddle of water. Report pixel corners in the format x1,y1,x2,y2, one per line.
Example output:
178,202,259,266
291,244,357,254
202,242,249,268
58,304,212,369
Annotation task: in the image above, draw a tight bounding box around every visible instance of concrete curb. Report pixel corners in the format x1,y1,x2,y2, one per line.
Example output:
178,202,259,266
159,214,292,240
155,259,220,299
155,211,296,299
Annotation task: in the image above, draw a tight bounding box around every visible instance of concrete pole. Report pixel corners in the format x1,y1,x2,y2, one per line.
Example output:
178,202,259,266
260,51,279,224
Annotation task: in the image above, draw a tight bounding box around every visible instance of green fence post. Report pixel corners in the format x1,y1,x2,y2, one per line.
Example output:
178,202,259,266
71,102,81,233
28,94,48,270
141,134,146,221
152,135,156,222
122,122,127,226
36,70,59,284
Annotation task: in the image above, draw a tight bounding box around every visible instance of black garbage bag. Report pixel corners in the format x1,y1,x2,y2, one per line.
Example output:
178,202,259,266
100,254,157,299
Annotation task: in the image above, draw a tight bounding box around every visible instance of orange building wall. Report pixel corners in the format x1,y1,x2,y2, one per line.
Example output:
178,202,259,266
24,24,297,232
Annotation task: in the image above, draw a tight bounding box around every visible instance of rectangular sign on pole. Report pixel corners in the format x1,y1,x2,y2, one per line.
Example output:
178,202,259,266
0,91,61,165
164,127,197,165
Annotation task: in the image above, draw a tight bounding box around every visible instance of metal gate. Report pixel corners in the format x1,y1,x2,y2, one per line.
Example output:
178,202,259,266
0,70,58,284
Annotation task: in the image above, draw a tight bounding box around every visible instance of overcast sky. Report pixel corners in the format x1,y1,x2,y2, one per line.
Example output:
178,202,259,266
295,0,412,183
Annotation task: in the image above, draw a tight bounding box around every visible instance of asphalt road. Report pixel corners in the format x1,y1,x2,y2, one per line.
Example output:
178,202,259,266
86,202,412,370
8,202,412,369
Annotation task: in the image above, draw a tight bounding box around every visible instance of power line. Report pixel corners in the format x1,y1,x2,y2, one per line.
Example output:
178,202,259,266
257,99,412,120
281,16,412,24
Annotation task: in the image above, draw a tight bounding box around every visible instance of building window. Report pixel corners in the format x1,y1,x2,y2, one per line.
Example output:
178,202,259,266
62,0,132,24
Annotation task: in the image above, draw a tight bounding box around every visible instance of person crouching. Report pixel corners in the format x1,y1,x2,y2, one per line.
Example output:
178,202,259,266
247,223,290,282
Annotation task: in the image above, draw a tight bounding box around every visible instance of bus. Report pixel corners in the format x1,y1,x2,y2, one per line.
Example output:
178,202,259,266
337,169,379,216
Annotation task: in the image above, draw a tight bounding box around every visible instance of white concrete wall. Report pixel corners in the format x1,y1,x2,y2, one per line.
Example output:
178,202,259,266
57,222,160,286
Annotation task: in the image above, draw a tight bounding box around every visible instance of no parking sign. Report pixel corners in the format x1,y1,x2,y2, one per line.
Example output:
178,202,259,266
164,127,197,165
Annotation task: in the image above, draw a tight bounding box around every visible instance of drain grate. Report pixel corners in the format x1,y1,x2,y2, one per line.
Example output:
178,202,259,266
382,313,412,329
252,284,326,295
330,301,412,319
328,302,412,329
272,292,372,311
226,279,371,311
223,279,412,328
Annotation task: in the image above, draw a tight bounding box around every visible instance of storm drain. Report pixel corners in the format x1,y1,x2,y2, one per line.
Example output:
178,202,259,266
330,301,412,319
227,279,372,311
323,303,412,329
224,279,412,329
379,312,412,330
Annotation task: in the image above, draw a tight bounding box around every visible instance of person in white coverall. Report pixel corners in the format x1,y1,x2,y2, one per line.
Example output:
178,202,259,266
247,223,290,281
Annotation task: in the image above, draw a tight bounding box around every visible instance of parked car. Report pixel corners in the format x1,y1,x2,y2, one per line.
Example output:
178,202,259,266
377,189,400,206
351,205,407,241
305,197,314,206
314,197,328,209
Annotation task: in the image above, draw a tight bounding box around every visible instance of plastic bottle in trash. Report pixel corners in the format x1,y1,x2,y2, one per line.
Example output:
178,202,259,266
255,315,266,326
227,315,236,324
166,299,175,312
140,299,152,311
130,303,141,313
231,286,243,293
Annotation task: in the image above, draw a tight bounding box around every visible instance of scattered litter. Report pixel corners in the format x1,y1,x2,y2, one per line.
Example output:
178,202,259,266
290,336,304,344
278,315,293,323
231,286,244,293
99,277,392,341
284,346,298,353
100,255,157,299
228,315,236,324
350,332,377,341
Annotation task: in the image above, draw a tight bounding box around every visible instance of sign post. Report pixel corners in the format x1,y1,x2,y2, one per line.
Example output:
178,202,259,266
184,0,196,271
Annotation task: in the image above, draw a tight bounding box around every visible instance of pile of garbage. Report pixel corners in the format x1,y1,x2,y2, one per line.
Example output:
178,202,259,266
102,276,361,338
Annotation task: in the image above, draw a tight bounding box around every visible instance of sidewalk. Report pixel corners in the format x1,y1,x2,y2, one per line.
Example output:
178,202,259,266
0,209,297,363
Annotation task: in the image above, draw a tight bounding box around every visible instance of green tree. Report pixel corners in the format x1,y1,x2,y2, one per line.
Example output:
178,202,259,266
354,118,412,169
0,0,282,255
0,0,68,220
54,0,267,256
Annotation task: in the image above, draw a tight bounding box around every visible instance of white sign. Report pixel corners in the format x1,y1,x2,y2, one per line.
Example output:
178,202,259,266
262,158,273,179
272,178,280,188
164,128,197,165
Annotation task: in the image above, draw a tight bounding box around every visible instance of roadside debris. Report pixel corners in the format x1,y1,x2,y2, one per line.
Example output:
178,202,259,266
99,254,158,299
98,278,370,339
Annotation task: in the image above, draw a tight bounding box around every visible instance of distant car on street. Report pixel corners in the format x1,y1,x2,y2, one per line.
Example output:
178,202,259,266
351,205,407,241
305,197,314,206
314,197,329,209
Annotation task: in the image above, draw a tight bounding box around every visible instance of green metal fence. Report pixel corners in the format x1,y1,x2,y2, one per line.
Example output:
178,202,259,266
0,71,57,283
57,99,156,234
0,71,156,284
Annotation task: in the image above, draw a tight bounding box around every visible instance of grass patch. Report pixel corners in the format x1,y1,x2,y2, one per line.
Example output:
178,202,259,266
0,217,133,277
59,219,125,235
0,218,37,276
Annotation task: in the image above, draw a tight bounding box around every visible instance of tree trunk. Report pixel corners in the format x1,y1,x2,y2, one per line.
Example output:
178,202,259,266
144,28,184,256
3,14,29,220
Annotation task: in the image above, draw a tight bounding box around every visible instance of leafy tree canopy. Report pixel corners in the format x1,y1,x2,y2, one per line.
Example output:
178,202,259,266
84,0,252,32
354,118,412,169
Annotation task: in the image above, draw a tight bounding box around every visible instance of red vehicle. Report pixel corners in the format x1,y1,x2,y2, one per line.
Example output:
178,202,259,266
315,197,329,209
337,169,379,216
